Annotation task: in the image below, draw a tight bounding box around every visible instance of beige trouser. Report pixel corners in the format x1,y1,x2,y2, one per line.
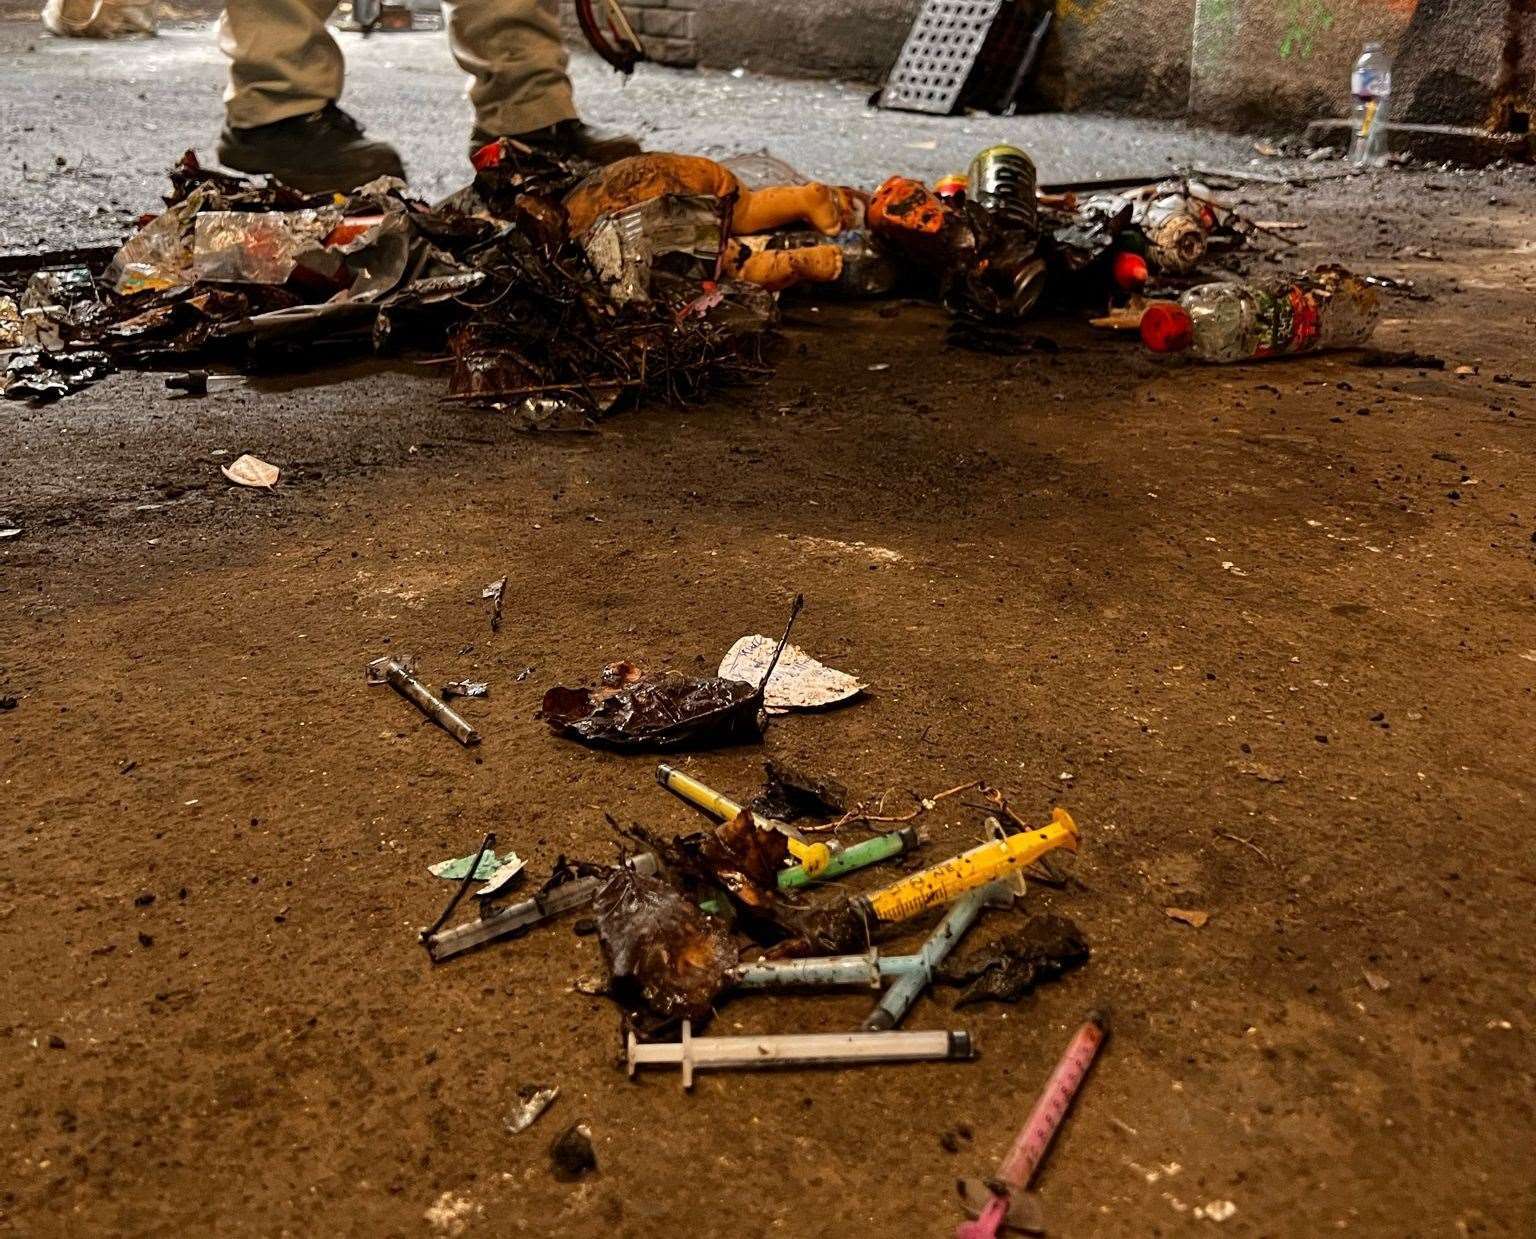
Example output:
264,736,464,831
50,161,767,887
220,0,576,136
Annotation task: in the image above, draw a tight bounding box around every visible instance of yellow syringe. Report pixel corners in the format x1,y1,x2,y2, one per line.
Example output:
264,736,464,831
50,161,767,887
853,807,1078,923
656,764,835,877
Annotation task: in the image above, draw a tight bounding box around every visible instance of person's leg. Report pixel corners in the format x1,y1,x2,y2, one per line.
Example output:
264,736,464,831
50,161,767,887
445,0,640,163
219,0,344,129
442,0,576,138
216,0,405,193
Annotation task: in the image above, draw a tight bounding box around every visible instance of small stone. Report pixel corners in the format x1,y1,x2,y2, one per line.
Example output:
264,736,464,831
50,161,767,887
549,1122,597,1181
1165,907,1210,928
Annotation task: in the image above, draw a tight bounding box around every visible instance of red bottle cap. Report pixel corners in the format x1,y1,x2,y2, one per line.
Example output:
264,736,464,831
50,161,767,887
934,172,969,202
1140,302,1195,353
470,140,504,172
1111,251,1148,290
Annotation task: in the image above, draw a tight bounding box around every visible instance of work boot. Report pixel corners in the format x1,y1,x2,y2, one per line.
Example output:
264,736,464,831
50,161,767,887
469,119,641,167
216,104,406,195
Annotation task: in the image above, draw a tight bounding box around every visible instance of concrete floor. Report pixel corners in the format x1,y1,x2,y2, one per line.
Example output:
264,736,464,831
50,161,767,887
3,15,1536,1239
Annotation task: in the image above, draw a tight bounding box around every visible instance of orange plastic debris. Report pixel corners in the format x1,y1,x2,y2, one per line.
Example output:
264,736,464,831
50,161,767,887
564,153,841,238
868,176,951,238
725,244,844,292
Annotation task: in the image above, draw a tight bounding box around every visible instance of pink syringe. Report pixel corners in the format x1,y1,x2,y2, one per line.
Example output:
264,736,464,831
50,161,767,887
956,1012,1108,1238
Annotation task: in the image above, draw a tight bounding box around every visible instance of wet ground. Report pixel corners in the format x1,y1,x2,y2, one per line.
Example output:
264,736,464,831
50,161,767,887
3,16,1536,1239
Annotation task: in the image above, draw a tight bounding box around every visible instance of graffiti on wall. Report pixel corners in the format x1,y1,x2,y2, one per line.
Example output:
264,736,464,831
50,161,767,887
1053,0,1109,27
1279,0,1417,58
1279,0,1334,56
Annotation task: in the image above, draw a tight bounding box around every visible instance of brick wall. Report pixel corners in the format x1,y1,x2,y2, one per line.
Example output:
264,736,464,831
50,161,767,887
561,0,700,68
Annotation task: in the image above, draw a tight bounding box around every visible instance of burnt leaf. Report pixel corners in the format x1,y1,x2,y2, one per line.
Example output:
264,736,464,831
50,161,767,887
539,668,763,750
539,598,804,750
695,808,788,912
593,869,737,1021
935,913,1089,1005
751,759,847,822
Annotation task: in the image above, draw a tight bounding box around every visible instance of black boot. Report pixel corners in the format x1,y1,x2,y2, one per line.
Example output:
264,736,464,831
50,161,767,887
217,104,406,194
469,118,641,167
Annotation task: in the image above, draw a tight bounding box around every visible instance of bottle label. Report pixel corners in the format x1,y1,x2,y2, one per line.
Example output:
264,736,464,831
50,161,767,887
1253,285,1321,357
1286,287,1321,352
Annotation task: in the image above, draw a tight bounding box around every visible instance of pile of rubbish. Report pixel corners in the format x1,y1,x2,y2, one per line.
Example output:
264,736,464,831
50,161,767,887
404,595,1106,1223
410,601,1094,1037
2,140,1381,413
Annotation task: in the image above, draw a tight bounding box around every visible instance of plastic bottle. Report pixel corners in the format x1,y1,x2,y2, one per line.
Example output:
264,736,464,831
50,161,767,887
761,228,899,295
1135,198,1208,274
1077,187,1209,274
1140,266,1380,362
1349,42,1393,168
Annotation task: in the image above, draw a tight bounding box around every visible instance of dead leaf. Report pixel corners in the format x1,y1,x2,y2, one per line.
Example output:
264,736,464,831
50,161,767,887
1089,298,1152,331
694,808,789,912
1165,907,1210,928
1233,761,1285,784
540,668,763,749
221,453,280,490
593,869,737,1022
751,759,847,822
718,633,865,713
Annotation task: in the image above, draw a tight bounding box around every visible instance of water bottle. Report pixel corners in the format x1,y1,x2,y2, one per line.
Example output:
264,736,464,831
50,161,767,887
1139,266,1381,363
1349,42,1393,168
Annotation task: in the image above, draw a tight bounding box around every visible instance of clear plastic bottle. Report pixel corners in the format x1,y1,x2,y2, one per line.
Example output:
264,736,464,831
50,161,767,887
1135,204,1207,274
1077,186,1211,274
762,228,899,295
1140,266,1381,363
1349,42,1393,168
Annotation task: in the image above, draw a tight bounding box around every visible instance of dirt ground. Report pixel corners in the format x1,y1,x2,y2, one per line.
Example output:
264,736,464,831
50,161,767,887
4,26,1536,1239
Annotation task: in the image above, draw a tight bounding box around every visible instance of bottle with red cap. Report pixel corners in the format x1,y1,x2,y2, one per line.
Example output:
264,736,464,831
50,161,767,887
1140,265,1380,362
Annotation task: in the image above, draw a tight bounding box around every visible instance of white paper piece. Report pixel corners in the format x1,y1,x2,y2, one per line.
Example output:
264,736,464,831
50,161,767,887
719,635,866,714
221,453,280,490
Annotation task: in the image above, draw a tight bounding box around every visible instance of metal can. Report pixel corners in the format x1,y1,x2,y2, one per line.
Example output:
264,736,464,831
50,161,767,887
965,144,1039,242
